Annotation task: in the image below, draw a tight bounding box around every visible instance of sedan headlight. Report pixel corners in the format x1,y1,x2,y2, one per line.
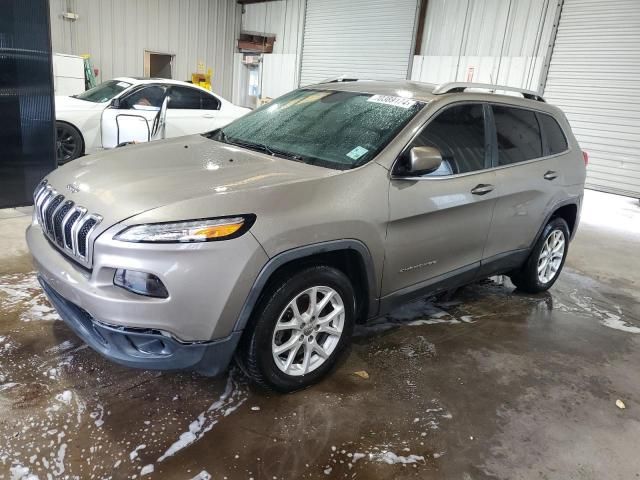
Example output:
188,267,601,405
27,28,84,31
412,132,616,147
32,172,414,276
114,215,255,243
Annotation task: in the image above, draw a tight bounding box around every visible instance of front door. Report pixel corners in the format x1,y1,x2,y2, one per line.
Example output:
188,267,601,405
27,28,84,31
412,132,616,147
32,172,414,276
383,103,498,296
101,85,168,148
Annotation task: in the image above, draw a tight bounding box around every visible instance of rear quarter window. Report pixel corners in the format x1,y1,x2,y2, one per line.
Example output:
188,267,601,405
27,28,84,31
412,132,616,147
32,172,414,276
536,112,568,155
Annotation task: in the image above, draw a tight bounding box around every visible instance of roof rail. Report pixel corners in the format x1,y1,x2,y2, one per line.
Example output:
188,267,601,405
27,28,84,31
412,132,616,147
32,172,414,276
432,82,545,102
320,75,361,83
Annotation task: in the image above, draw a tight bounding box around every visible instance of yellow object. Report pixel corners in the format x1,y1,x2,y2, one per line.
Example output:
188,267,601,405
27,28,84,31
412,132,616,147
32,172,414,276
192,67,213,91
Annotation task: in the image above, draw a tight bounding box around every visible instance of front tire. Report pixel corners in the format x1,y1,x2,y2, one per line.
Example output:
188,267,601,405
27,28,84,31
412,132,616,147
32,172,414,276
238,266,355,392
509,217,570,293
56,121,84,164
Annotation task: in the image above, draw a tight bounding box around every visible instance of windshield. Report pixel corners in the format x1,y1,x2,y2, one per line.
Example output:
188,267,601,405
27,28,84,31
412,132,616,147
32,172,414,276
74,80,132,103
207,89,425,169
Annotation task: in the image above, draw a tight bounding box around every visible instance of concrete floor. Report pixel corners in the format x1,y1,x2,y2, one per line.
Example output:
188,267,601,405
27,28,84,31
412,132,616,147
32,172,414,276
1,190,639,480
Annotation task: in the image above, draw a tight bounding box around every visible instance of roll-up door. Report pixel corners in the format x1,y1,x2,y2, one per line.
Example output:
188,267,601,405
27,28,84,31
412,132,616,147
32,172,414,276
299,0,418,86
543,0,640,197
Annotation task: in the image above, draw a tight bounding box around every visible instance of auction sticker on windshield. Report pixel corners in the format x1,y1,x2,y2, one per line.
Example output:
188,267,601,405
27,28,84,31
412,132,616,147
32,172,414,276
367,95,416,109
346,146,369,160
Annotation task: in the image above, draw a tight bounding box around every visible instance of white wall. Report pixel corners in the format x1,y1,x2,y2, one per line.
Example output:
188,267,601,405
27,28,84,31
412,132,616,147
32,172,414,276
413,0,559,91
49,0,242,99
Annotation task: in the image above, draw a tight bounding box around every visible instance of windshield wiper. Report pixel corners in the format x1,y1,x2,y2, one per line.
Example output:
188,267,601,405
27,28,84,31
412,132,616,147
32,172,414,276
208,130,312,164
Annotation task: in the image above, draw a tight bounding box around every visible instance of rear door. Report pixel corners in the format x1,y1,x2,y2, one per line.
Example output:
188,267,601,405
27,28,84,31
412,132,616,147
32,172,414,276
164,86,223,138
482,104,568,260
383,103,498,296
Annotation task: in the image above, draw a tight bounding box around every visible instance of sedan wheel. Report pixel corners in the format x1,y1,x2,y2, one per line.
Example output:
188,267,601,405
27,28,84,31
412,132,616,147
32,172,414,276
56,123,83,164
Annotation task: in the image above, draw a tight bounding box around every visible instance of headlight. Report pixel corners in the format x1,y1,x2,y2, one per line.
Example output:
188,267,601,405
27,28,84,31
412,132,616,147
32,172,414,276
114,215,255,243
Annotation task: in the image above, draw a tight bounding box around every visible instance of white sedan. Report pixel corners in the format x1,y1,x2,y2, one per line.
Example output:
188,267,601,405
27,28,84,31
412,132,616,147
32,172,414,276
55,77,250,163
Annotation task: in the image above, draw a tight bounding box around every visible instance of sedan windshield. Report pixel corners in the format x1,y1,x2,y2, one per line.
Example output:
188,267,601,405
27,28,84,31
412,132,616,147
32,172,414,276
207,89,425,169
74,80,132,103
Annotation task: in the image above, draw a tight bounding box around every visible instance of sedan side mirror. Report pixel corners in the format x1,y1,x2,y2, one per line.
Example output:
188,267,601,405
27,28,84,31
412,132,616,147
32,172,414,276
111,97,120,108
406,146,442,176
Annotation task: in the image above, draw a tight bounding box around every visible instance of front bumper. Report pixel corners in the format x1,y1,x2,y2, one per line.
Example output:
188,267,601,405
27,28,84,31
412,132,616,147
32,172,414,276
39,276,241,376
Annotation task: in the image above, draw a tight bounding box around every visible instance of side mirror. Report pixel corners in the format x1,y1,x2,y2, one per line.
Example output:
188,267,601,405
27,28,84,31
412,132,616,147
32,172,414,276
406,146,442,176
111,97,120,108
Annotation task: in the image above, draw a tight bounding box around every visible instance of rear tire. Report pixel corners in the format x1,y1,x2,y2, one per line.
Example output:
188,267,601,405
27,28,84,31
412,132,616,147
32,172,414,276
238,266,355,393
509,217,570,293
56,121,84,165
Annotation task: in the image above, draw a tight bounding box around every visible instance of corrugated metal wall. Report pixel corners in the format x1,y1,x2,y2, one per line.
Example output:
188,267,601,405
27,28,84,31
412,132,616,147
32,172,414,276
300,0,419,85
543,0,640,198
414,0,558,89
49,0,241,99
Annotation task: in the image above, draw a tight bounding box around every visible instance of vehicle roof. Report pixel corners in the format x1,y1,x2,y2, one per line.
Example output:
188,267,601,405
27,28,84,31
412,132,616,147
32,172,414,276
310,80,439,103
309,79,552,110
113,77,223,97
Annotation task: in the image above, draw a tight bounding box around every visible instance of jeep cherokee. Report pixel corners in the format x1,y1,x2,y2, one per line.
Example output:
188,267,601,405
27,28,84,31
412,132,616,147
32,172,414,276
27,80,586,392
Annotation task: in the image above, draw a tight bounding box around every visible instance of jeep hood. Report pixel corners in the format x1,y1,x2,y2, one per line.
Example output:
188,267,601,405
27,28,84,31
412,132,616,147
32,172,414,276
44,135,337,229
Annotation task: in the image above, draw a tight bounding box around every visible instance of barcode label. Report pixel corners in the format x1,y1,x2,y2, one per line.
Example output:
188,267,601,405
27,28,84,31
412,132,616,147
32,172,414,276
367,94,416,109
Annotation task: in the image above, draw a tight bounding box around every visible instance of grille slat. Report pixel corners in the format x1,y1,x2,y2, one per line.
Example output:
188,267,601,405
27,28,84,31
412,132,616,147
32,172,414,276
34,180,102,268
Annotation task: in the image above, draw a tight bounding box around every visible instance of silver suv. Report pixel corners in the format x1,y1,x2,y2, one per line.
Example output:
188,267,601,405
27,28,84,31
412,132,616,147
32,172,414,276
27,81,586,392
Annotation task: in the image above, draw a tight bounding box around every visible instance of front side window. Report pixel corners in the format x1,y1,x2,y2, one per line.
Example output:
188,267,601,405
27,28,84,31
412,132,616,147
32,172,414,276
537,112,568,155
201,92,221,110
397,103,486,176
493,105,543,165
120,85,167,110
74,80,132,103
207,89,425,170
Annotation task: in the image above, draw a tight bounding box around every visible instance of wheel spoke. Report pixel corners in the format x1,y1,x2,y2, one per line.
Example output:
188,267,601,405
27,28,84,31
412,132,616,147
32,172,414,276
283,343,301,372
312,342,329,359
317,305,343,325
315,290,334,314
301,343,312,374
274,336,300,355
307,287,317,316
319,324,341,336
275,319,299,332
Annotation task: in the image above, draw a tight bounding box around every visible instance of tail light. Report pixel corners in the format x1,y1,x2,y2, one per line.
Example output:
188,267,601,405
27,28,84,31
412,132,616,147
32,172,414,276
582,150,589,166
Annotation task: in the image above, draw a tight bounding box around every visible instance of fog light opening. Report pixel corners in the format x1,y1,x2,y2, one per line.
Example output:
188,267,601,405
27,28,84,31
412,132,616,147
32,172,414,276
113,269,169,298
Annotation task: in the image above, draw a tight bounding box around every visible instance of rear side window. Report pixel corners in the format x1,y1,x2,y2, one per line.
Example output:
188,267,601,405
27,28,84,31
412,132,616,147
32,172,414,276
201,92,221,110
537,112,568,155
493,105,543,165
169,86,202,109
401,103,486,176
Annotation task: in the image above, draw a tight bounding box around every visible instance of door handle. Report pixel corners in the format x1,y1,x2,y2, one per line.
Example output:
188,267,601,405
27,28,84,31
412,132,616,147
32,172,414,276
471,184,494,195
202,114,215,119
544,170,558,181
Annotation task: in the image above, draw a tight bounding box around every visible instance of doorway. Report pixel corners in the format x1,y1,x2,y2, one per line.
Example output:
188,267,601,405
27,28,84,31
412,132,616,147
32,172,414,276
144,51,174,78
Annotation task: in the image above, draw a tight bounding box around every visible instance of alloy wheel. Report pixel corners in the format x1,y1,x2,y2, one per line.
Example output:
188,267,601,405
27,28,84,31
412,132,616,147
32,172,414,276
271,286,345,376
537,229,565,284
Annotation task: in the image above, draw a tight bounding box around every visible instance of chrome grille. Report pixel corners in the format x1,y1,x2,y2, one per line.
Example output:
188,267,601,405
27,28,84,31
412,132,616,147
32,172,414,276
34,180,103,268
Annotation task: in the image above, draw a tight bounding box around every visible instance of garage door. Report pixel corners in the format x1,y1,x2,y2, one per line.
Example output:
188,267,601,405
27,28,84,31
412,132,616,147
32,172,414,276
299,0,418,86
543,0,640,198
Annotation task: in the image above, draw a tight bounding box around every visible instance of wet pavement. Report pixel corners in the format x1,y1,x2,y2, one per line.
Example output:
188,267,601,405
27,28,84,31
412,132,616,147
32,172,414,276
1,190,639,480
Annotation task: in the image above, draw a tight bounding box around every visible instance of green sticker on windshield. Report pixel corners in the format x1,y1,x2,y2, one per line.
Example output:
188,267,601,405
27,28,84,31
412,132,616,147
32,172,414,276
346,146,369,160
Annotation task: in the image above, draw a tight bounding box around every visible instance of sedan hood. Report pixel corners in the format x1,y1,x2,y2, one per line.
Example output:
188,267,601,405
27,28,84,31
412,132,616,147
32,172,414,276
44,135,335,229
55,95,106,111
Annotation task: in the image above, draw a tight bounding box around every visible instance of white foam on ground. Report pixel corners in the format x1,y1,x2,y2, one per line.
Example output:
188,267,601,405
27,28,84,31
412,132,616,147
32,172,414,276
0,272,59,322
351,451,425,465
600,315,640,334
140,464,154,476
157,371,247,462
189,471,212,480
